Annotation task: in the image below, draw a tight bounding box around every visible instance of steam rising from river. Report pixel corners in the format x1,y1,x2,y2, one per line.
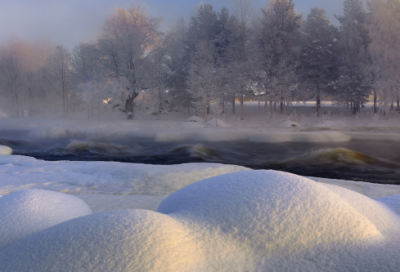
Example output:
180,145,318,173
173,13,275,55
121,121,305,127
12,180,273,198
2,134,400,184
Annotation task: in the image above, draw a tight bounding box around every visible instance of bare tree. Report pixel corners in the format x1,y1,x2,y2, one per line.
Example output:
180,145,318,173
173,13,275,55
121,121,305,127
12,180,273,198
47,45,73,117
0,53,24,117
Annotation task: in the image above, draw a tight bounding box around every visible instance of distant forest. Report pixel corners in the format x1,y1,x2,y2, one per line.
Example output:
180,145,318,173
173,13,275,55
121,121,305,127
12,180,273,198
0,0,399,120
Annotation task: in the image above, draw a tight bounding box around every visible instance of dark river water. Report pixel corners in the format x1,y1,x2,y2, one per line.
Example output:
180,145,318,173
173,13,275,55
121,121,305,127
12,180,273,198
1,130,400,184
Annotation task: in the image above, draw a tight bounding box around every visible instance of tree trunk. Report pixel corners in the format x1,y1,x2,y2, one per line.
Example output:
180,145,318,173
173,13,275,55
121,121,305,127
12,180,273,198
373,90,377,114
125,92,138,120
265,94,268,107
240,94,244,120
269,100,273,120
280,97,283,115
221,97,225,114
232,94,236,115
286,101,289,115
316,81,320,118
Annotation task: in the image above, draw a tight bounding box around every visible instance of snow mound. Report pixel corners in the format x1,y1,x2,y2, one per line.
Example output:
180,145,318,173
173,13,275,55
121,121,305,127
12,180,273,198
186,116,204,123
0,145,12,155
0,189,92,251
158,170,388,257
279,120,299,128
0,210,207,272
377,194,400,216
313,120,347,128
1,171,399,271
204,118,232,128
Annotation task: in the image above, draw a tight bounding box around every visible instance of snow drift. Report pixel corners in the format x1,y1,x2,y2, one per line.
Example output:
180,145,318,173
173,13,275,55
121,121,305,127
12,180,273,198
0,189,92,251
0,145,12,155
158,171,396,257
0,210,208,271
1,171,399,271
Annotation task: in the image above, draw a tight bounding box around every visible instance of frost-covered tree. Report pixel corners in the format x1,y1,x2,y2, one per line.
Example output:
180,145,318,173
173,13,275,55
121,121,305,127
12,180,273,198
335,0,371,114
300,7,338,117
163,18,192,112
367,0,400,114
224,0,254,120
72,42,102,83
187,41,219,121
145,40,172,119
258,0,302,115
97,4,162,119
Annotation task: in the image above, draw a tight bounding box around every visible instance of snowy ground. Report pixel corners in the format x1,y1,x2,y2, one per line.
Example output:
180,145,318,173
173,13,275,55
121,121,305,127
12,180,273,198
0,155,400,271
1,102,400,271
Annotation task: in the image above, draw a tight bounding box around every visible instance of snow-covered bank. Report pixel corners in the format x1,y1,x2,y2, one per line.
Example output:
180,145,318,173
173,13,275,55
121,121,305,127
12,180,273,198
2,155,400,201
0,145,12,155
0,155,248,196
0,170,400,271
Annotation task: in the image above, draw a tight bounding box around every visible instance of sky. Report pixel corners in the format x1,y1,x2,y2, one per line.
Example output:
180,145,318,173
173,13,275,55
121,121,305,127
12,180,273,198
0,0,350,50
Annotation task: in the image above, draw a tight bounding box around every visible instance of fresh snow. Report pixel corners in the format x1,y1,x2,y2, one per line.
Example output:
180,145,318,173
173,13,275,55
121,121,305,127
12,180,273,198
0,170,400,271
186,116,205,123
279,120,300,127
0,189,91,251
204,118,232,128
0,145,12,155
0,155,248,196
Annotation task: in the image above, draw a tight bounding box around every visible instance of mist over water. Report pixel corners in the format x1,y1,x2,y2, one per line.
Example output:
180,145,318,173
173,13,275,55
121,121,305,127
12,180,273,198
2,129,400,184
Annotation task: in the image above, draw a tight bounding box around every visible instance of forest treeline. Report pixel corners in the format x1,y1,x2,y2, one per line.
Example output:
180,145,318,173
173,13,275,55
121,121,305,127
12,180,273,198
0,0,399,120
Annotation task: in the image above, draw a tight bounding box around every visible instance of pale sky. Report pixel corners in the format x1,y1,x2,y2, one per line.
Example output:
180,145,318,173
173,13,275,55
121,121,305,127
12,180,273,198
0,0,350,50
